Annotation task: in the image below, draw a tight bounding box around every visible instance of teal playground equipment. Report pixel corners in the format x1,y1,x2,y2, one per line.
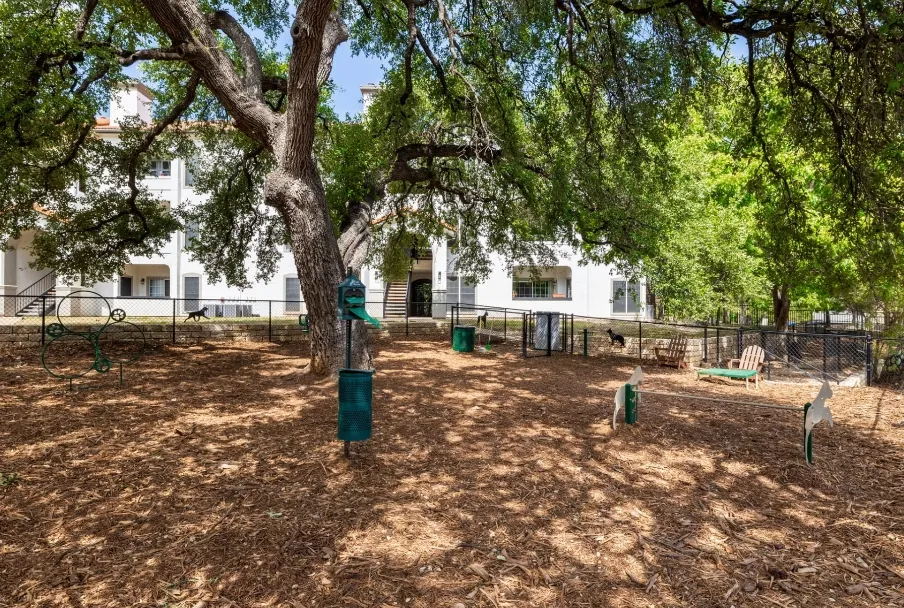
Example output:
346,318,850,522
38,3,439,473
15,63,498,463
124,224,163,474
612,366,834,465
41,290,147,389
336,270,381,457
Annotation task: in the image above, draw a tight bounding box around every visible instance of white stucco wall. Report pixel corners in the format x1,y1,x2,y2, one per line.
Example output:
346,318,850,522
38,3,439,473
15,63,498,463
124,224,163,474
3,84,650,321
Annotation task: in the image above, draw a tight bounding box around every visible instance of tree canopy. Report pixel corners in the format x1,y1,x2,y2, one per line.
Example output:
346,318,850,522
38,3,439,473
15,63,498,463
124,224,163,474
2,0,904,363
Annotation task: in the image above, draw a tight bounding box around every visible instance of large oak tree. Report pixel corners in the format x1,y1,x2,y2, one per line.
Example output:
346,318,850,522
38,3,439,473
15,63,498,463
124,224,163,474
2,0,903,371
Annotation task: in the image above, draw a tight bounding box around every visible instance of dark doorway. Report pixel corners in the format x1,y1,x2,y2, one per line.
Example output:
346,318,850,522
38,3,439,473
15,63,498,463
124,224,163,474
409,279,432,317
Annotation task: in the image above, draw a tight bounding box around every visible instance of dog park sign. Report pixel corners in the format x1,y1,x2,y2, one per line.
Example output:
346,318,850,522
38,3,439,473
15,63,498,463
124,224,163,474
613,366,834,465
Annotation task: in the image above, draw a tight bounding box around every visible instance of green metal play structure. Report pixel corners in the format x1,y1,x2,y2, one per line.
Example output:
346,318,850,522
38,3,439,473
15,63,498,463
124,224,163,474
612,366,834,465
41,290,148,389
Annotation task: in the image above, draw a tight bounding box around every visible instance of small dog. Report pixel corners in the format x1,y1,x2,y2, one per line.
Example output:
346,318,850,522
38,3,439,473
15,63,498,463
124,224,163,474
607,328,625,347
477,312,488,328
184,306,210,322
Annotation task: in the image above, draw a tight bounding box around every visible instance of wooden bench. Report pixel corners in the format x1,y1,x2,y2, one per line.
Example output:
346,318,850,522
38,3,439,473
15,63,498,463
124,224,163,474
654,335,689,369
696,345,766,390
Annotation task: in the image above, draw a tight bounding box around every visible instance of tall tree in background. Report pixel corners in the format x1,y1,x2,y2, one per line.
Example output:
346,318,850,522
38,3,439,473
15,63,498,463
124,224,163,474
2,0,904,371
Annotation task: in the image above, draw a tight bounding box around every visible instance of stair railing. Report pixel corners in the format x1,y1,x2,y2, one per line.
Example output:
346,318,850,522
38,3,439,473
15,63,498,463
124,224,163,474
405,269,412,319
16,270,56,315
383,280,390,318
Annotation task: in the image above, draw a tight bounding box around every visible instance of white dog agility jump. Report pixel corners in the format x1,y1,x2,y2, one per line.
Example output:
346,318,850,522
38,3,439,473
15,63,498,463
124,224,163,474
613,367,834,465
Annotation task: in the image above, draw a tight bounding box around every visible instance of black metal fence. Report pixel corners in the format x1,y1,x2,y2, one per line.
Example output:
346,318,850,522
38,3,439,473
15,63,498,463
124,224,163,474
5,293,902,390
668,305,904,334
0,293,456,346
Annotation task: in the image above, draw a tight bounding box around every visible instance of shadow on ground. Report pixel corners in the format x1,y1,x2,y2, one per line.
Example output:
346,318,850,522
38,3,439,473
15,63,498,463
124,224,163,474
1,338,903,607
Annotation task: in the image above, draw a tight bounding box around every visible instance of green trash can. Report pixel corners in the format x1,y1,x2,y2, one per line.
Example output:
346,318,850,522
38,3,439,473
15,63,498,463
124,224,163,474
452,325,476,352
338,368,374,441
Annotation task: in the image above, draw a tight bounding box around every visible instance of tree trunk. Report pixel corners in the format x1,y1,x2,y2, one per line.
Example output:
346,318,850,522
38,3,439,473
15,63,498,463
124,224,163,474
268,168,373,375
772,284,791,332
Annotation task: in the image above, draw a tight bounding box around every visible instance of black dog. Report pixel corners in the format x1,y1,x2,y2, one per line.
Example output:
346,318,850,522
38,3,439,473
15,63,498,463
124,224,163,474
607,328,625,347
184,306,210,322
477,312,488,328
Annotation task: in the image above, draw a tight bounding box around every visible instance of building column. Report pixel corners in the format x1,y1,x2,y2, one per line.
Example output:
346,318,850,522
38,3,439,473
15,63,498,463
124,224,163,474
432,240,448,319
1,244,16,316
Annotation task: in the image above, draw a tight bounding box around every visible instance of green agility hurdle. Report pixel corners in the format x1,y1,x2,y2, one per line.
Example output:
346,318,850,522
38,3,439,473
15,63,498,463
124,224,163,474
613,366,834,465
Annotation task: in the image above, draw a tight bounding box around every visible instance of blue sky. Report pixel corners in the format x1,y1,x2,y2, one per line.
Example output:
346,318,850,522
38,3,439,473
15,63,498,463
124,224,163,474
329,44,385,117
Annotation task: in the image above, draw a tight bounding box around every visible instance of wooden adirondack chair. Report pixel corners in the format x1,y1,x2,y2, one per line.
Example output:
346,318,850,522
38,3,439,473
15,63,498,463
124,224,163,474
654,335,689,369
697,345,766,390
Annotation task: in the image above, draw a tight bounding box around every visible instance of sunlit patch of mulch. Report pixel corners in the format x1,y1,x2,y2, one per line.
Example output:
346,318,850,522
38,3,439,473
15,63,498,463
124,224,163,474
1,338,903,607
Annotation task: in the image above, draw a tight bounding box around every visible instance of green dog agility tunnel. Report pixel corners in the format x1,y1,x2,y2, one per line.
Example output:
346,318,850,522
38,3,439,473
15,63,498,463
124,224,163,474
452,325,476,352
337,368,375,442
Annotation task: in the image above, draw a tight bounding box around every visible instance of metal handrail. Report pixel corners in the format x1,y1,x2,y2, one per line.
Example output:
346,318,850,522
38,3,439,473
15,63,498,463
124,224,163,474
15,270,56,315
404,269,412,319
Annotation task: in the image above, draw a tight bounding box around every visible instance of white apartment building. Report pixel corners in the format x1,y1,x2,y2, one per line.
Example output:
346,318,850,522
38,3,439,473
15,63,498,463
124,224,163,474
0,83,650,320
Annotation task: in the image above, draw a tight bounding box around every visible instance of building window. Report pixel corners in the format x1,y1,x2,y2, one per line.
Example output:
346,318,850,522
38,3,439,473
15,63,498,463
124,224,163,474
119,276,133,297
184,158,198,186
184,276,200,311
612,280,641,314
148,278,170,298
566,278,572,299
285,276,301,312
184,220,199,245
147,160,171,178
513,279,552,299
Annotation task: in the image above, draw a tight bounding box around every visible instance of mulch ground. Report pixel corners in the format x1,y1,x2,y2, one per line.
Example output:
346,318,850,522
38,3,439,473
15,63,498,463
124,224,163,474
2,338,904,608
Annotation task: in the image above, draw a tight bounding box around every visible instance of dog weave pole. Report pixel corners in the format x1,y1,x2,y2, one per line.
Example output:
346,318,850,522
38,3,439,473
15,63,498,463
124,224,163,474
612,366,834,465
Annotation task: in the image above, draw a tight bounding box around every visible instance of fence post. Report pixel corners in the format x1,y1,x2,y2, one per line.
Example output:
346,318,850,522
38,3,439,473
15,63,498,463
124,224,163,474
638,320,643,361
703,325,708,362
825,309,830,334
450,305,455,343
866,335,873,387
583,328,588,357
41,295,46,345
522,313,527,358
268,301,272,342
737,328,743,359
822,335,827,380
836,336,841,373
546,313,552,357
504,309,507,343
570,314,574,354
172,298,176,344
716,327,721,365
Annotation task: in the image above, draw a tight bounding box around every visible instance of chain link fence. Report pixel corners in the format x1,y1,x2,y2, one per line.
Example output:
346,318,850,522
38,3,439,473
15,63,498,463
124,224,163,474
740,330,870,384
448,304,529,350
4,293,898,391
0,293,452,348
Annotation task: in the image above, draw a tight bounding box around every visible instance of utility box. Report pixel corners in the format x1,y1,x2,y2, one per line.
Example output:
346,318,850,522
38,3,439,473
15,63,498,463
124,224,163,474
534,312,560,350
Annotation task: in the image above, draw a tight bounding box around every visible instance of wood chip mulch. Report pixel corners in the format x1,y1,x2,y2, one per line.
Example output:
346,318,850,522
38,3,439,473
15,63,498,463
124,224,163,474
1,338,903,607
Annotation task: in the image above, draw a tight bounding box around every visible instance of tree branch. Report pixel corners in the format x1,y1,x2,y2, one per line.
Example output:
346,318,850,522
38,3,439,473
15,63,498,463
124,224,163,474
283,0,337,175
117,46,187,66
317,10,349,87
74,0,99,41
207,9,263,99
139,0,278,150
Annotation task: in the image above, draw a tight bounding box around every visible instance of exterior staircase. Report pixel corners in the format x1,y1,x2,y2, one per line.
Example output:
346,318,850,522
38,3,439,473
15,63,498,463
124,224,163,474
15,271,58,316
383,281,408,318
16,286,57,316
